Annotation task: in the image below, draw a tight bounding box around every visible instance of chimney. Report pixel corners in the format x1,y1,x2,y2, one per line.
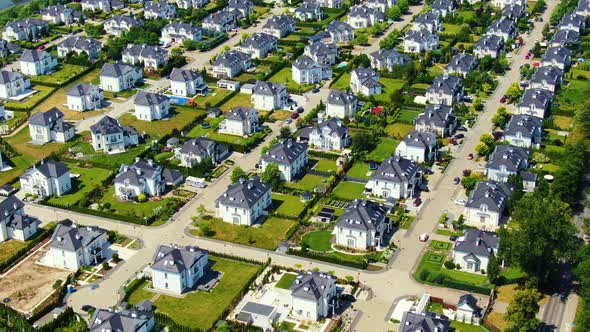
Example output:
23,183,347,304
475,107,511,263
136,168,141,175
147,159,154,167
135,157,140,163
247,182,254,190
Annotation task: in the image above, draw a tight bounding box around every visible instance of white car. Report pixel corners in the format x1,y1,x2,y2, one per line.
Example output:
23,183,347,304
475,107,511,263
419,233,429,242
455,199,466,206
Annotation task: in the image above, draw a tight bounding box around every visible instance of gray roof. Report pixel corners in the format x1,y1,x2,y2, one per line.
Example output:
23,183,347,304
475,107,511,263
90,303,153,332
458,293,479,310
326,20,353,34
516,88,553,109
263,14,296,30
6,214,39,230
349,5,385,21
402,130,437,148
105,15,144,28
213,50,250,67
465,180,513,212
123,44,168,60
67,83,101,97
404,28,436,43
253,80,285,96
559,13,586,30
370,155,421,183
306,41,338,57
487,17,516,36
0,40,20,54
578,0,590,12
504,114,542,139
241,32,277,50
541,46,572,66
310,118,348,139
550,29,579,46
415,104,456,128
216,177,270,209
50,219,106,251
115,160,161,185
58,36,101,51
454,229,498,258
24,160,69,179
152,244,207,273
295,2,321,15
352,66,381,88
327,89,357,106
3,19,47,33
261,139,308,166
19,49,51,62
336,199,389,231
370,49,410,66
474,34,504,52
521,170,538,182
240,301,275,317
414,12,441,25
163,22,201,36
41,4,80,18
162,168,183,185
29,107,64,126
0,70,26,84
0,196,25,218
203,10,236,26
179,137,217,155
170,68,201,83
446,53,478,74
400,312,451,332
293,55,321,70
426,74,463,95
226,106,257,121
289,272,336,301
144,1,174,13
91,115,136,136
501,4,526,19
486,144,529,173
530,66,563,86
431,0,453,11
100,62,141,78
134,91,169,106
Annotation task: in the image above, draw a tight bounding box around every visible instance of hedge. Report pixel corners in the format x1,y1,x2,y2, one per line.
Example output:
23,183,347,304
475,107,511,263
309,150,341,160
38,307,84,332
30,281,68,322
441,278,493,295
287,248,368,269
30,63,96,88
39,200,155,225
0,225,54,274
122,277,148,303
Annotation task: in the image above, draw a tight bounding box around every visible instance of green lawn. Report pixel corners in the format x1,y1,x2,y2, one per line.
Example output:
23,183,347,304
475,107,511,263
302,231,333,251
68,137,149,168
313,159,338,173
4,85,57,111
0,239,28,266
275,273,298,289
373,77,407,105
285,173,327,192
31,64,88,86
187,116,224,138
442,23,464,35
332,181,366,201
330,72,351,91
272,193,306,218
192,88,233,108
99,186,181,219
268,67,315,93
47,164,112,206
366,137,400,162
218,93,253,112
385,123,414,139
346,162,372,179
397,109,422,124
119,107,206,139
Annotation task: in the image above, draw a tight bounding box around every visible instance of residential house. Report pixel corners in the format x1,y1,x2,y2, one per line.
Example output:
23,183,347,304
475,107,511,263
295,2,322,21
0,196,39,242
395,130,438,163
41,5,83,25
66,83,104,111
452,229,499,273
289,272,339,321
0,40,20,59
238,33,278,59
81,0,114,12
202,10,237,33
219,107,259,136
515,88,553,118
122,44,168,69
227,0,253,20
464,180,513,228
347,5,385,29
414,104,457,137
114,159,180,199
366,0,396,12
216,177,271,225
2,19,48,42
89,302,155,332
19,160,71,198
326,89,358,119
90,116,138,154
0,70,31,99
313,0,343,8
403,28,439,53
260,139,308,181
99,62,143,92
304,41,338,65
170,68,208,97
28,107,75,144
134,92,170,121
492,0,526,8
445,53,478,77
161,22,202,44
0,151,11,172
350,67,382,96
292,55,332,84
529,66,562,92
501,3,526,20
487,18,517,41
174,0,209,9
144,1,176,19
176,137,228,166
151,245,209,294
456,294,482,325
365,155,424,199
303,117,350,150
47,219,109,270
19,49,57,76
473,34,504,58
431,0,454,17
577,0,590,16
485,144,529,182
425,74,464,106
104,15,144,36
399,312,451,332
549,29,579,48
503,114,543,148
236,302,278,331
262,15,296,38
251,81,287,110
558,13,586,32
412,12,442,32
521,171,537,192
369,49,410,72
57,36,102,60
334,199,390,250
0,105,14,125
541,46,572,70
325,20,355,43
211,50,251,78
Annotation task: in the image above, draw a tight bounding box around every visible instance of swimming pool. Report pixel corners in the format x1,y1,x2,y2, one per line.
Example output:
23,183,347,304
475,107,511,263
168,95,190,105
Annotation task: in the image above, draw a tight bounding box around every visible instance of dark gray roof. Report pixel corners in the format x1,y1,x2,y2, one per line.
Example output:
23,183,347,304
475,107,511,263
446,53,478,74
0,70,26,84
226,106,257,121
0,40,20,54
241,32,277,50
550,29,579,46
414,12,440,25
466,180,513,212
311,118,348,137
105,15,144,28
402,130,437,148
90,303,153,332
144,1,174,13
240,301,275,317
7,214,39,230
27,160,69,178
3,19,47,33
216,177,270,209
487,144,529,173
349,5,385,21
541,46,572,66
501,4,526,19
431,0,453,11
212,50,250,67
458,293,480,313
400,312,451,332
371,155,421,183
100,62,141,78
152,244,207,273
261,139,308,166
404,28,436,43
162,168,182,185
306,41,337,57
115,160,161,185
170,68,201,83
50,219,106,251
293,55,321,70
352,66,381,88
578,0,590,12
253,80,285,96
295,2,321,15
19,49,51,62
336,199,389,231
163,22,201,36
123,44,168,60
29,107,64,126
325,20,353,34
327,89,357,105
91,115,136,136
58,36,101,51
67,83,101,97
179,137,217,155
289,272,336,301
504,114,542,139
426,74,463,95
41,4,80,18
134,91,169,106
516,88,553,109
474,34,504,52
0,196,25,217
370,49,410,66
559,13,586,30
521,170,537,182
487,17,516,36
415,104,456,128
530,66,563,87
203,10,236,26
263,14,296,30
454,229,498,258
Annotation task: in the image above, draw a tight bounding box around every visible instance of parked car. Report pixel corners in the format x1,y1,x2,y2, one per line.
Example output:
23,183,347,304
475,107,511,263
467,153,474,160
449,235,458,241
520,80,529,87
454,133,465,139
290,112,299,119
457,126,467,132
449,138,458,145
312,88,320,93
413,197,422,206
296,107,304,113
285,118,292,124
419,233,429,242
82,305,95,312
37,45,45,50
500,95,507,103
462,95,473,102
453,177,460,185
455,199,466,206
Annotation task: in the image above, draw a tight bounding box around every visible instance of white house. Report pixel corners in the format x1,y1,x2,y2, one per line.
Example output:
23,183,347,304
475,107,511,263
485,144,529,183
211,50,251,78
57,36,102,60
515,88,553,119
19,49,57,76
325,20,355,43
260,140,308,182
81,0,115,12
41,5,83,25
365,155,423,199
0,196,40,243
333,199,391,250
294,2,322,21
114,159,182,200
19,160,71,198
227,0,253,19
492,0,526,8
28,107,75,144
0,70,31,99
400,312,451,332
238,33,278,59
541,46,572,70
350,67,382,96
414,104,457,137
66,83,104,111
170,68,208,97
412,12,442,33
366,0,396,13
161,22,202,44
90,116,138,154
304,41,339,65
292,55,332,84
219,107,259,136
452,229,499,273
144,1,176,19
503,114,543,149
445,52,478,77
176,137,228,167
464,180,513,229
251,81,287,111
151,245,209,295
347,5,385,29
302,117,350,150
122,44,168,69
289,272,339,321
456,294,482,325
134,92,170,122
104,15,144,36
403,28,439,53
173,0,209,9
202,10,237,33
395,130,438,163
47,220,109,270
2,19,48,42
431,0,455,17
262,15,296,38
369,49,410,72
425,74,464,106
216,177,271,225
99,62,143,92
90,302,155,332
473,34,505,59
529,66,562,92
326,90,358,119
487,17,517,41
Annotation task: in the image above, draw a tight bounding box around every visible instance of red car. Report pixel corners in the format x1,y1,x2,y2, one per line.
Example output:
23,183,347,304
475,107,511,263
413,197,422,206
467,153,474,160
290,112,299,119
500,95,507,103
37,45,45,51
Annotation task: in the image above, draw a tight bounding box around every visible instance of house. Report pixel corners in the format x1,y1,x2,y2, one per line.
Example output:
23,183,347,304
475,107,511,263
216,177,271,225
425,74,464,106
313,0,343,8
577,0,590,16
19,49,57,76
445,53,478,77
0,70,31,99
219,107,259,136
492,0,526,8
431,0,454,17
347,5,385,29
202,10,237,33
237,302,278,331
549,29,579,48
0,40,20,59
28,107,75,144
501,3,526,20
399,312,451,332
170,68,208,97
122,44,168,69
326,89,358,119
350,67,382,96
176,137,228,166
456,294,482,325
2,19,48,42
464,180,513,229
559,13,586,32
474,34,504,58
0,151,12,173
325,20,355,43
292,55,332,84
521,171,537,192
485,144,529,182
41,5,83,25
370,49,410,72
151,245,209,295
81,0,115,12
227,0,253,19
365,155,424,199
452,229,499,273
104,15,144,36
89,302,155,332
0,105,13,124
262,15,296,38
516,88,553,119
541,46,572,70
403,28,439,53
289,272,338,321
334,199,391,250
487,18,517,41
0,196,39,242
366,0,396,13
305,41,338,65
66,83,104,111
211,50,251,78
304,117,350,150
412,12,442,33
90,116,138,154
503,114,543,148
47,219,109,270
395,130,438,163
144,1,176,19
19,160,71,198
529,66,562,92
57,36,102,60
295,2,322,21
114,159,179,199
251,81,288,111
134,92,170,121
99,62,143,92
161,22,202,44
238,33,278,59
174,0,209,9
260,139,308,181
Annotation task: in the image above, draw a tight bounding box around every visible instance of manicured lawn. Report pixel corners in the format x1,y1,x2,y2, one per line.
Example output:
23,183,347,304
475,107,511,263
31,64,88,86
0,240,28,266
450,321,489,332
47,164,112,206
332,181,366,201
4,85,57,111
366,137,400,162
373,78,407,105
270,109,292,121
396,109,421,124
275,273,298,289
5,126,74,165
302,231,333,251
346,162,372,179
233,64,272,83
442,23,464,35
1,111,27,131
187,116,224,138
68,137,149,168
192,216,297,250
192,87,233,108
99,186,180,219
218,93,252,112
385,123,413,139
313,159,338,173
553,115,573,130
430,240,451,250
268,67,315,93
126,279,156,305
119,107,205,139
330,72,351,91
272,193,306,218
285,173,327,192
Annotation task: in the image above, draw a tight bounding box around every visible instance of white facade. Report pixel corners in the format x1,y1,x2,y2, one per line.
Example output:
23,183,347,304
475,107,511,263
19,51,57,76
0,71,31,99
66,83,104,111
47,223,109,271
260,140,308,182
99,63,143,92
216,180,272,226
134,94,170,121
19,162,71,198
151,246,209,295
219,108,259,136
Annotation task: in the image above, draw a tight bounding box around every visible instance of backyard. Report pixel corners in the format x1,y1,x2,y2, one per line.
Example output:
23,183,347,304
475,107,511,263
367,137,400,162
192,87,233,109
67,136,149,168
268,67,315,93
346,162,372,179
46,164,112,206
118,107,206,138
3,85,57,111
31,64,88,86
218,93,253,112
275,272,298,289
99,186,182,220
312,158,339,174
271,193,307,219
332,181,366,201
285,173,327,192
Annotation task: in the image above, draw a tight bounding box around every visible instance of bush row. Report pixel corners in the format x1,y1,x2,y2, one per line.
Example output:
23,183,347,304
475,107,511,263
287,248,369,269
39,200,155,225
30,63,96,88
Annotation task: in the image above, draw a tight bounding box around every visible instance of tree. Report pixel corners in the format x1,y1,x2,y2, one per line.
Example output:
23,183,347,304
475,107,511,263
353,34,369,45
551,141,586,205
279,126,292,139
199,222,213,236
505,288,543,332
353,54,371,68
260,162,281,190
505,82,524,103
398,0,409,12
533,0,546,13
492,107,511,129
574,100,590,139
351,131,376,159
487,252,500,283
230,167,247,183
387,6,401,20
475,142,490,157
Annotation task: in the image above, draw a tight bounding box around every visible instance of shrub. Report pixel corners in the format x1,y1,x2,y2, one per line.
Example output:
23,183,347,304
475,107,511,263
52,280,62,290
419,269,430,281
137,194,147,202
111,253,120,263
444,261,456,269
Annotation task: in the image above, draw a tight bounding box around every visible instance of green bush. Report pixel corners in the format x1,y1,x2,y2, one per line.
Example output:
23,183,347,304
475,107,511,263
444,261,456,269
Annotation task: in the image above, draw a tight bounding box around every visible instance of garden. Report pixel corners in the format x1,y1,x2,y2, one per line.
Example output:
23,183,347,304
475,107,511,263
30,64,89,87
118,107,206,138
66,136,150,169
268,67,315,93
98,186,183,222
366,137,400,162
311,158,339,174
46,164,112,206
332,181,366,201
285,173,328,192
271,193,307,219
3,85,57,111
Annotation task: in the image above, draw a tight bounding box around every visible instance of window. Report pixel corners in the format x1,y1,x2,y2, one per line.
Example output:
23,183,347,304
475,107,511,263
164,273,168,279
